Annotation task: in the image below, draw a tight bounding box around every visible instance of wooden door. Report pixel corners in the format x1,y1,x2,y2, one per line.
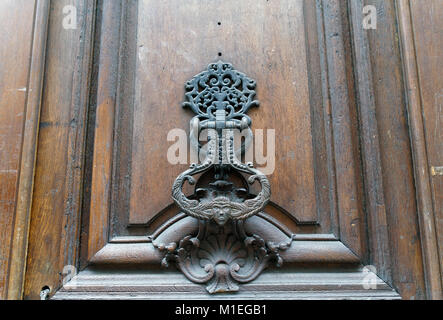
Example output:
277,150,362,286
2,0,439,300
49,0,393,299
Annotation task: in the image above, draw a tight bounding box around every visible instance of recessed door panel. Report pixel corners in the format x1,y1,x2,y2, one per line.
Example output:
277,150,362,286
128,0,317,225
82,0,367,288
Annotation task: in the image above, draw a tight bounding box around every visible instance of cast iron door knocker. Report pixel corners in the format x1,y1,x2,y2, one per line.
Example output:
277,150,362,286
153,61,290,293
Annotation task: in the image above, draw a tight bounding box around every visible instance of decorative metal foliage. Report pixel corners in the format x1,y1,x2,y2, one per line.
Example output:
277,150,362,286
182,60,259,123
154,61,285,293
155,219,290,294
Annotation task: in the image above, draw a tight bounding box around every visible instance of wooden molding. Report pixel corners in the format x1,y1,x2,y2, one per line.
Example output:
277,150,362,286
87,0,122,261
84,0,371,259
396,0,443,299
6,0,434,300
88,240,360,266
320,0,367,258
347,0,392,284
7,0,50,300
91,213,360,267
52,268,400,300
22,0,97,300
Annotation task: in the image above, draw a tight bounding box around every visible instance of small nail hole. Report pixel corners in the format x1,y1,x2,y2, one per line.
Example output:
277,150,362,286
40,285,50,300
218,52,222,57
217,22,221,25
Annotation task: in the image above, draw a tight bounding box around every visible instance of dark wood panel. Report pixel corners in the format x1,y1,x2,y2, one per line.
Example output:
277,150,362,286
320,0,366,259
349,0,392,285
7,0,50,300
128,0,318,224
0,0,39,299
397,0,443,299
86,0,121,262
11,0,439,300
85,0,368,267
365,0,426,300
52,269,400,300
409,0,443,296
23,0,96,300
87,240,360,266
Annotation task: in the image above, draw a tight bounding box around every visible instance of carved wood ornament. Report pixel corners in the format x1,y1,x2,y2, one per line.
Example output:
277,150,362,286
153,61,290,293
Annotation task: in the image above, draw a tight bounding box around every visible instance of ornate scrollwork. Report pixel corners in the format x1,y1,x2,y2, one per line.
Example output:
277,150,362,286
155,218,291,294
155,61,287,293
171,128,270,225
182,60,259,124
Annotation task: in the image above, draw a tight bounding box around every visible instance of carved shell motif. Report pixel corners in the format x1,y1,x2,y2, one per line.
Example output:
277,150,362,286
157,220,290,294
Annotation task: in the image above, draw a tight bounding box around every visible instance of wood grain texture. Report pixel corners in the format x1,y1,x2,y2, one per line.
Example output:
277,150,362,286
23,0,96,300
348,0,392,285
408,0,443,296
396,0,443,299
7,0,50,300
321,0,367,258
82,1,372,285
87,1,368,253
86,0,121,261
52,269,400,300
10,0,440,300
82,0,351,251
129,0,317,225
365,0,426,300
0,0,38,299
